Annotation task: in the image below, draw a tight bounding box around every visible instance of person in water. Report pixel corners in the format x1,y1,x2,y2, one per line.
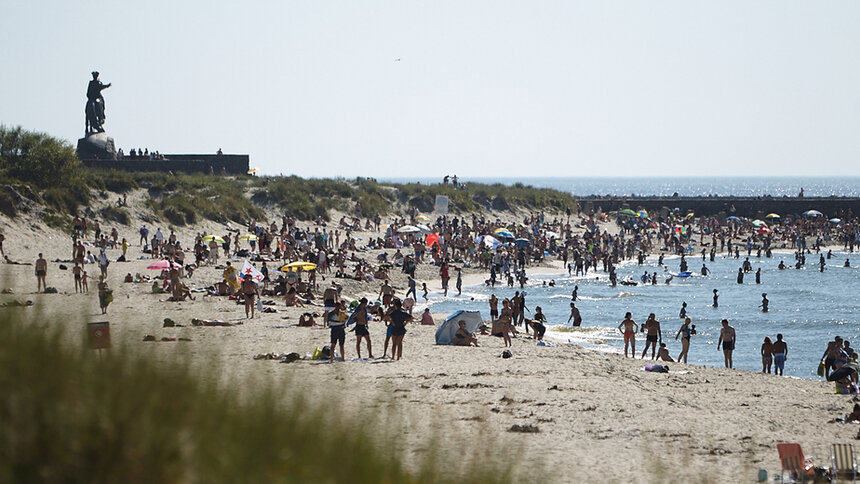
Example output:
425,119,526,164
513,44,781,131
772,334,788,376
712,289,719,308
737,267,744,284
567,302,582,327
617,312,638,358
761,293,769,312
718,319,736,369
679,302,687,319
761,336,773,374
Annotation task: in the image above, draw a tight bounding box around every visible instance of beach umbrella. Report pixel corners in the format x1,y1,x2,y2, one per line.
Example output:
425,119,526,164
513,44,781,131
514,238,530,248
495,230,515,240
803,210,823,218
280,261,317,272
417,224,432,233
425,233,440,248
239,233,258,241
829,218,842,223
685,212,695,219
757,227,772,234
726,216,741,222
545,231,559,239
147,260,182,270
766,213,781,219
751,220,767,228
415,214,430,222
202,235,226,243
397,225,422,233
637,210,648,218
618,209,637,217
477,235,501,250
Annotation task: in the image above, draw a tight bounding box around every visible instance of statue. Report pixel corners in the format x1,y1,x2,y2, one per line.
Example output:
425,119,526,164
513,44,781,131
85,71,111,135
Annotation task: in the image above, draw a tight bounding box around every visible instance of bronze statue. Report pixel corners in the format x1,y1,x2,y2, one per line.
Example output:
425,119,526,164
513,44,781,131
85,71,111,135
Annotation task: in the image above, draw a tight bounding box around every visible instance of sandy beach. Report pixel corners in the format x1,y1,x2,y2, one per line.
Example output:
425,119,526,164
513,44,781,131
0,189,855,483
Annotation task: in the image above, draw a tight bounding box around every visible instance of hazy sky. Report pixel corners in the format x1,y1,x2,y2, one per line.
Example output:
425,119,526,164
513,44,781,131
2,1,859,177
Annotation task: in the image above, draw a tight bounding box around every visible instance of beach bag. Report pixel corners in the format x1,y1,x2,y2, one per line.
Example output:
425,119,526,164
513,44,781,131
817,361,826,377
256,297,263,313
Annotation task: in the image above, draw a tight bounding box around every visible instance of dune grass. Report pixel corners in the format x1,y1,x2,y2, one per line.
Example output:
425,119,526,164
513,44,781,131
0,310,516,483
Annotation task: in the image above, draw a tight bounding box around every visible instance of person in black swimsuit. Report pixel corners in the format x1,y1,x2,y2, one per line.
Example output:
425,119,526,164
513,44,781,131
350,298,373,359
387,298,412,360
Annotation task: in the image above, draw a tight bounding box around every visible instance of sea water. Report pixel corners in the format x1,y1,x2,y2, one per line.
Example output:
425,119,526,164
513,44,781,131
381,176,860,198
426,249,860,379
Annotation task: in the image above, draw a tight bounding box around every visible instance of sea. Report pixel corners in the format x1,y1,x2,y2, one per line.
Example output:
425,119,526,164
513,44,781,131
382,176,860,380
380,176,860,198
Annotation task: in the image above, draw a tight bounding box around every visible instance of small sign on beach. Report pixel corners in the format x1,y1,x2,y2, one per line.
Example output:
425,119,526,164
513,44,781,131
88,321,111,349
434,195,449,214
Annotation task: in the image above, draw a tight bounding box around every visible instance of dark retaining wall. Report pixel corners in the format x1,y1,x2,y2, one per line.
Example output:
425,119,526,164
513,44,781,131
81,154,249,175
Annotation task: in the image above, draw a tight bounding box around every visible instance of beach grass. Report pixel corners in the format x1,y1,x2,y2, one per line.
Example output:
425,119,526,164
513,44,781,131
0,309,517,483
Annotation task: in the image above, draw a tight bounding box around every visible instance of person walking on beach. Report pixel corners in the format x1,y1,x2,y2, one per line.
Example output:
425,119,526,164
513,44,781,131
35,253,47,292
378,280,393,308
675,317,694,363
405,276,416,300
717,319,736,369
567,302,582,327
456,268,462,296
97,276,111,314
73,262,83,293
712,289,719,308
618,312,638,358
421,282,429,302
500,299,514,348
772,334,788,376
440,262,450,297
641,313,661,359
350,298,373,359
761,337,773,374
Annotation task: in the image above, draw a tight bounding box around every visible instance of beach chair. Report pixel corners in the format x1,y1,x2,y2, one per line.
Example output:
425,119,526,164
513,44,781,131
831,443,857,482
777,443,810,482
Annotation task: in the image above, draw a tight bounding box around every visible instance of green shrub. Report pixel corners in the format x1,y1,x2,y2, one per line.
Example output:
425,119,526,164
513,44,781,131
99,206,130,225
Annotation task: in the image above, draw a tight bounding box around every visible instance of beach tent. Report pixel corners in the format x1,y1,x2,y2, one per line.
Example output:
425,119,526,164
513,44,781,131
435,310,483,345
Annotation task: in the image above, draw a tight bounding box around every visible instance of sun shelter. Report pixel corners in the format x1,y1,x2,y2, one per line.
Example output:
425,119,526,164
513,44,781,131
435,310,483,345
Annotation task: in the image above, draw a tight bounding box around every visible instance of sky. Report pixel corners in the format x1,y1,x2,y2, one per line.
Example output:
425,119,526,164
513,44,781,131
2,1,860,178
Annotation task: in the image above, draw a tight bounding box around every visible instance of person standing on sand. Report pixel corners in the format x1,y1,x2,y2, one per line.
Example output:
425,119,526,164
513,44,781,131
241,274,259,319
717,319,736,368
322,284,339,325
567,302,582,327
350,298,373,359
327,301,347,362
499,299,514,347
388,298,412,360
641,313,661,359
761,336,773,374
822,336,845,379
35,253,47,292
772,334,788,376
618,312,638,358
675,317,694,363
489,294,499,320
456,268,462,296
378,280,393,308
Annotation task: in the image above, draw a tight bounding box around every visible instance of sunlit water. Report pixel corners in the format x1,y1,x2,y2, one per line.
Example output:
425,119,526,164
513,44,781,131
427,249,860,379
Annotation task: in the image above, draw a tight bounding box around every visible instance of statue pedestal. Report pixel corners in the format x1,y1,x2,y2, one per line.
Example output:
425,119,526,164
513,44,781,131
77,132,117,160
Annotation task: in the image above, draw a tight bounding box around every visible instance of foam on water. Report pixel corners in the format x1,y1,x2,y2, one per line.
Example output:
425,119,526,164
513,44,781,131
428,249,860,379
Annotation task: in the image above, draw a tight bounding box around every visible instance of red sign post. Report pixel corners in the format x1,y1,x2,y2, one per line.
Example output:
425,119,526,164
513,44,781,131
88,322,111,350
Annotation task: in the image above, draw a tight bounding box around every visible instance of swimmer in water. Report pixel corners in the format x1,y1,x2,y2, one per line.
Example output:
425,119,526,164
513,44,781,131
713,289,719,308
778,260,786,270
761,293,769,312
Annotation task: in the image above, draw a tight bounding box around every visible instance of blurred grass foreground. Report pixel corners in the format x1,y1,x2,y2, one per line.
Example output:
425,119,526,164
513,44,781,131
0,312,512,483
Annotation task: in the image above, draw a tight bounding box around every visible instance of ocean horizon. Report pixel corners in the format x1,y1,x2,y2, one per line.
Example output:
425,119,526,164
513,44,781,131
378,176,860,198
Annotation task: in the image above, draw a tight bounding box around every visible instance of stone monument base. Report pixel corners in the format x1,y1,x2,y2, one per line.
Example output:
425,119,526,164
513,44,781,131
77,132,117,160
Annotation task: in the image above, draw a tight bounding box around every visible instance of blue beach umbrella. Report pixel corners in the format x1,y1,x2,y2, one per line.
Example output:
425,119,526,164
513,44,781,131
514,238,530,248
726,216,741,222
495,230,515,240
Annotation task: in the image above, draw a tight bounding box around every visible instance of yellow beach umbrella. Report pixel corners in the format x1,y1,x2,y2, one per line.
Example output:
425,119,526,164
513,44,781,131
202,235,225,243
766,213,781,219
239,234,258,241
280,261,317,272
